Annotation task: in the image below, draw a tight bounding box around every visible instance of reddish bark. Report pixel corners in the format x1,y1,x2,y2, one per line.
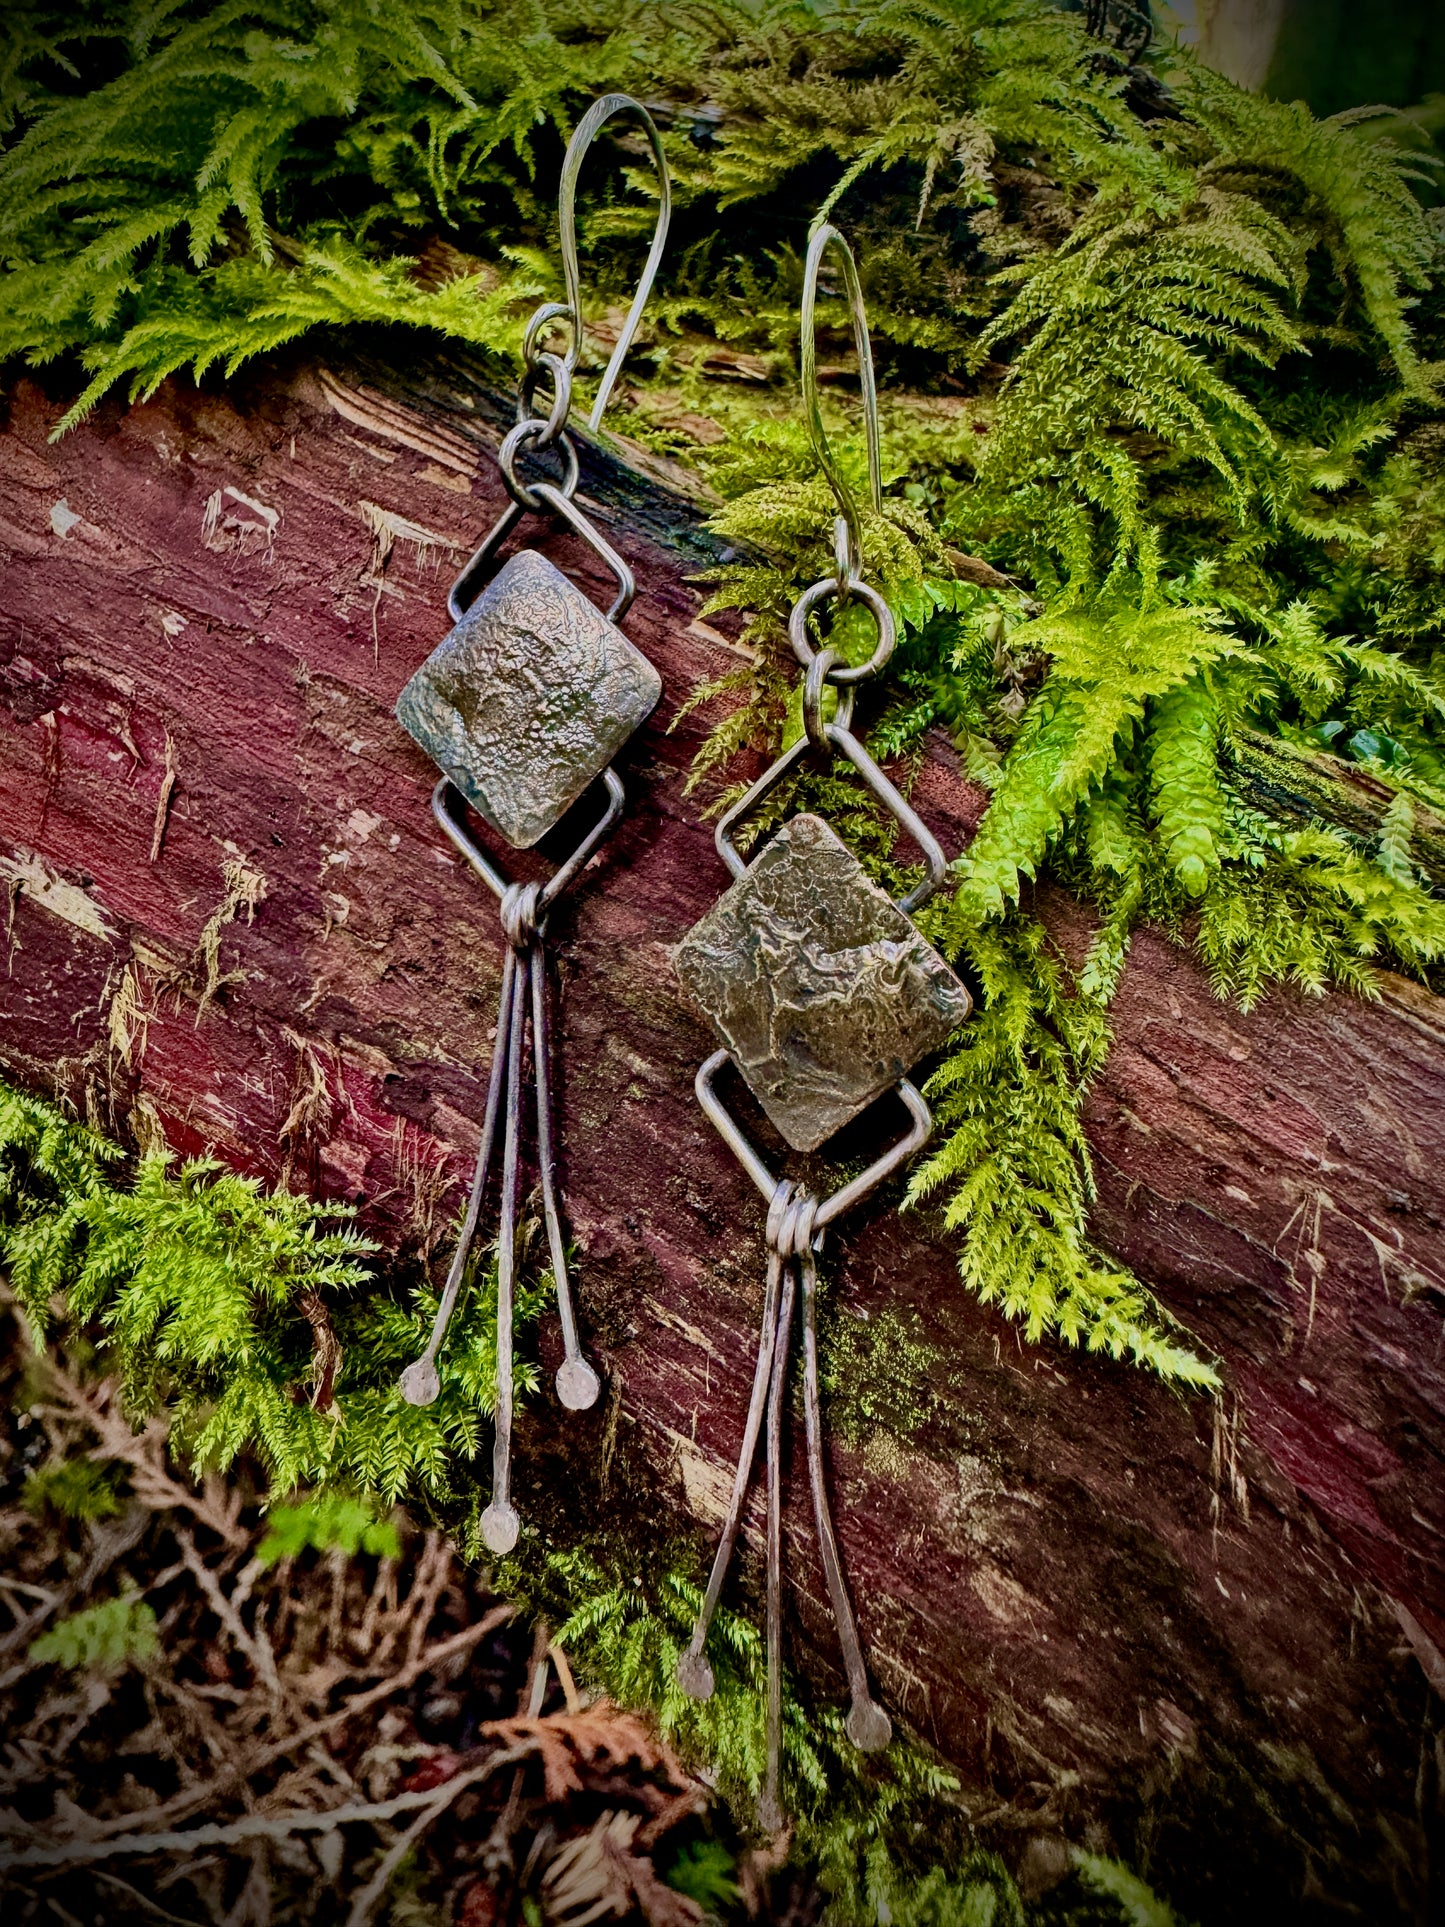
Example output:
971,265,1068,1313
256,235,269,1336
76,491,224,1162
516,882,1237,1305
1,357,1442,1913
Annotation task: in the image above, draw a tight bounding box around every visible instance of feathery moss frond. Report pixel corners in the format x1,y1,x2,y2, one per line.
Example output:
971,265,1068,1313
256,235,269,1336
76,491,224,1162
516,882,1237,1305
0,1083,543,1502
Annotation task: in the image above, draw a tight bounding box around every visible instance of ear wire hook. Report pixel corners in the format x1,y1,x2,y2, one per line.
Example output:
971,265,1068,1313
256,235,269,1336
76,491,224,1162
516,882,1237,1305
454,93,672,599
555,92,672,432
799,222,882,591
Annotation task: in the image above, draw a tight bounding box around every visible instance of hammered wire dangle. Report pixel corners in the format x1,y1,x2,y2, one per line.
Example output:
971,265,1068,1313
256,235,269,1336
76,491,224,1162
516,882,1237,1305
672,224,973,1827
394,95,671,1556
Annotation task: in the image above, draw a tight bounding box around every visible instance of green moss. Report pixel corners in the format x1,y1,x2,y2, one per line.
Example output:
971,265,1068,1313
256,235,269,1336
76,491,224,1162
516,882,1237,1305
0,1074,1188,1922
256,1491,402,1563
22,1453,126,1520
497,1536,1018,1924
1,13,1442,1903
28,1594,160,1675
822,1300,943,1448
0,1079,543,1503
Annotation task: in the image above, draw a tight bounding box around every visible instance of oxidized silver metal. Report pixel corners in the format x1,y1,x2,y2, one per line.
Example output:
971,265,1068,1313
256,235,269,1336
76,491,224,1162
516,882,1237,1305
799,220,881,595
395,94,670,1556
675,222,973,1828
678,1058,934,1825
397,549,661,849
675,813,970,1152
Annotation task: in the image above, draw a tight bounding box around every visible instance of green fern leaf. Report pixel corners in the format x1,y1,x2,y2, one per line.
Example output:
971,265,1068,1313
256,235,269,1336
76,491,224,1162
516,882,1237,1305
30,1594,159,1674
1148,674,1226,895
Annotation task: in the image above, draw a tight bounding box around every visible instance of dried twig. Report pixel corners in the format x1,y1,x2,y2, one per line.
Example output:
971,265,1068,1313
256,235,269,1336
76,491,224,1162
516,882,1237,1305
70,1609,514,1844
548,1642,583,1716
343,1765,495,1927
22,1351,246,1547
0,1505,150,1671
296,1289,342,1413
0,1755,527,1872
1,1299,714,1920
401,1533,453,1670
90,1867,206,1926
176,1531,281,1698
144,1671,251,1778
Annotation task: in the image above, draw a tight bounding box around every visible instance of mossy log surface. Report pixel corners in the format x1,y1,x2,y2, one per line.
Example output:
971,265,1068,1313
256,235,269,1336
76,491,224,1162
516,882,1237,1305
1,351,1442,1914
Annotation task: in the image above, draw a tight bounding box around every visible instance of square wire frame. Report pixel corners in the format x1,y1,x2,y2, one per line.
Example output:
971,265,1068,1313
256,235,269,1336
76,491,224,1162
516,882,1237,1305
397,548,661,849
674,812,972,1153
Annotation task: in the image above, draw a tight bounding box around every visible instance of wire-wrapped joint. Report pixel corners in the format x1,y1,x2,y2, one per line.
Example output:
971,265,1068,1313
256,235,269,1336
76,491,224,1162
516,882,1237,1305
765,1178,821,1261
500,879,544,952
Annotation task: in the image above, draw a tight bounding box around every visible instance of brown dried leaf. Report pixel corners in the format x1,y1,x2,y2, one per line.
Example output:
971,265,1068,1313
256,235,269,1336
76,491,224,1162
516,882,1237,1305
699,348,769,383
477,1704,699,1810
542,1809,703,1927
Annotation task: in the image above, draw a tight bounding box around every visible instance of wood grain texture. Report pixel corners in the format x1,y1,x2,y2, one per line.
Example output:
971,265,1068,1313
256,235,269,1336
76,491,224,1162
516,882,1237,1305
1,354,1442,1913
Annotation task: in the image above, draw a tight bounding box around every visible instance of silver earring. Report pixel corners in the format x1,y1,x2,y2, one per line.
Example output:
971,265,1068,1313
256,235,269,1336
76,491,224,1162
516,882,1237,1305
394,96,671,1555
671,224,973,1827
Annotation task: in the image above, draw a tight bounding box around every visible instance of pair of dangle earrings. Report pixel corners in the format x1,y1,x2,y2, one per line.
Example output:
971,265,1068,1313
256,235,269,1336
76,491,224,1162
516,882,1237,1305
392,99,972,1824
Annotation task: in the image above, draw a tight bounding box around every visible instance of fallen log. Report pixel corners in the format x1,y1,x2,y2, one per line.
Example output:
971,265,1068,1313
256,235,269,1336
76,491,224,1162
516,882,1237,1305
1,347,1442,1916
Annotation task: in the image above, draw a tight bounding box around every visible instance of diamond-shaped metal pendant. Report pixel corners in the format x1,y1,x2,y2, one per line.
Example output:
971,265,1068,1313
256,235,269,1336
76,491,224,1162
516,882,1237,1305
674,813,972,1152
396,549,662,849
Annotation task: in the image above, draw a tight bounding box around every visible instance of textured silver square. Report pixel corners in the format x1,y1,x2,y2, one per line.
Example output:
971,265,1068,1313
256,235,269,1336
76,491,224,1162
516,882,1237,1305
675,813,972,1152
397,548,662,849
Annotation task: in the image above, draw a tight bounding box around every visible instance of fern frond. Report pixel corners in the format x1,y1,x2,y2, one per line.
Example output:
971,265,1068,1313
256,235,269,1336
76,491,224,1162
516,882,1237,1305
911,916,1217,1388
1148,674,1227,896
953,601,1229,919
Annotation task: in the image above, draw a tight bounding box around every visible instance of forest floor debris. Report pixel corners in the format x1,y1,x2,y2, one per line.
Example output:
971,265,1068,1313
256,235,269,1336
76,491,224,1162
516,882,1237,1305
0,1319,732,1926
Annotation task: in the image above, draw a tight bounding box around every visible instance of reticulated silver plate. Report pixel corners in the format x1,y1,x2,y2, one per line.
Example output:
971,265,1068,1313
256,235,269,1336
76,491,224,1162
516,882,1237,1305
674,812,972,1152
397,548,661,849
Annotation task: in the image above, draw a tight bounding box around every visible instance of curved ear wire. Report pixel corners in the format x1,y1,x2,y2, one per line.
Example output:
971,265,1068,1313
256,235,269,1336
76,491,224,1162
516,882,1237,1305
799,222,883,585
556,93,672,431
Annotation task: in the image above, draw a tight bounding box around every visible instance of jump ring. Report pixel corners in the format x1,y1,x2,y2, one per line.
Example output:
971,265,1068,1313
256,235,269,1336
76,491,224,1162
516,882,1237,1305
832,516,861,600
801,647,854,751
498,419,581,511
517,352,572,448
788,575,896,685
523,302,577,370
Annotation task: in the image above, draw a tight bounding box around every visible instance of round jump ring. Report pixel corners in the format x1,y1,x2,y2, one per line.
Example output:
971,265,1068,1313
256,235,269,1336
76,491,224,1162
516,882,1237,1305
523,301,577,370
801,646,855,752
517,351,572,448
788,575,896,684
498,419,580,511
832,515,861,599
